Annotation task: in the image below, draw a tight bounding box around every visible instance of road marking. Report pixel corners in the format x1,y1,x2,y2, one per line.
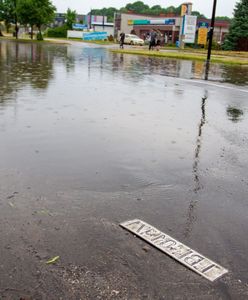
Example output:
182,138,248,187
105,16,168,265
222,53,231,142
174,77,248,93
120,219,228,282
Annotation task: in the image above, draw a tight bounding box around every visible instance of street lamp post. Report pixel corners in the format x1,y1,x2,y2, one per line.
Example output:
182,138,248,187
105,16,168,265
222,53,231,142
89,9,92,29
207,0,218,62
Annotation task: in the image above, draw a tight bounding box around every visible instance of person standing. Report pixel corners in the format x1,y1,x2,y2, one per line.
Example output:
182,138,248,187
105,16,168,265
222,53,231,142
164,34,168,45
156,39,161,51
120,32,125,49
149,30,157,51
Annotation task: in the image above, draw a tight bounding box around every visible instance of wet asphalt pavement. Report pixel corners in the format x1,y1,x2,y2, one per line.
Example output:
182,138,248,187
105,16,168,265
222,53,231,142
0,40,248,299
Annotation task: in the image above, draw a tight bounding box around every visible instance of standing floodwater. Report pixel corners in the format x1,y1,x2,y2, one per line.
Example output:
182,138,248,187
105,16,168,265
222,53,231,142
0,40,248,299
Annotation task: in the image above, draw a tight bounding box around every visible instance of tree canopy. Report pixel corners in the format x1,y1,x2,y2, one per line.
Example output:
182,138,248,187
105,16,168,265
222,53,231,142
215,16,232,21
17,0,37,38
191,11,206,18
224,0,248,50
91,7,118,22
0,0,55,39
0,0,18,35
125,1,149,13
90,1,206,19
65,8,76,30
0,1,3,35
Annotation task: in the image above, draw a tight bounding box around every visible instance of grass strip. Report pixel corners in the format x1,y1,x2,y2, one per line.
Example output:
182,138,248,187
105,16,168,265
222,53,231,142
180,48,248,58
111,49,248,65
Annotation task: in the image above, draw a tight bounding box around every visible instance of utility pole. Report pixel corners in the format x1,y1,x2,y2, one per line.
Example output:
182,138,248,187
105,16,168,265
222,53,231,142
89,9,92,29
207,0,217,62
102,14,105,30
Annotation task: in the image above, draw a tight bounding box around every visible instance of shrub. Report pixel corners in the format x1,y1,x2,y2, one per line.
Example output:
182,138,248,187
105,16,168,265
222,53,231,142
46,25,67,38
36,32,43,40
108,34,114,41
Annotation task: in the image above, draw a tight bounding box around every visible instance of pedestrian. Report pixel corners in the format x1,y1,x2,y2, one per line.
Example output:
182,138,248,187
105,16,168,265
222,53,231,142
120,32,125,49
164,34,168,45
149,30,157,51
156,39,161,51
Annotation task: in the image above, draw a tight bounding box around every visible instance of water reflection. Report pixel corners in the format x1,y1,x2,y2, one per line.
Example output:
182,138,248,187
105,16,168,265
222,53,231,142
222,65,248,86
204,61,210,81
226,106,244,123
109,53,248,86
0,41,248,235
184,92,207,238
110,53,182,81
0,41,75,104
193,93,207,193
57,44,248,86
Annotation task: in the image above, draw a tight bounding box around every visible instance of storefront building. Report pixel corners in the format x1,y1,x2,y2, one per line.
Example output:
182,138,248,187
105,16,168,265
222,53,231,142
114,12,230,45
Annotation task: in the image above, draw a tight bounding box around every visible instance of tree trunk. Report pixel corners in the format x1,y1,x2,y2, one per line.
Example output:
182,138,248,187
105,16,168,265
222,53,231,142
5,22,11,33
0,24,3,37
15,23,19,39
31,26,33,40
37,26,43,40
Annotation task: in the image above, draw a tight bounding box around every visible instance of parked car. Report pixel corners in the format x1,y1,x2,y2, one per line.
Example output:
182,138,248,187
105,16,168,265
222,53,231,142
124,34,144,46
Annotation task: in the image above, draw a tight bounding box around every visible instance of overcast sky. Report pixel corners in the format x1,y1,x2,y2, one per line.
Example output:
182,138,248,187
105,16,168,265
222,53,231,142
52,0,237,18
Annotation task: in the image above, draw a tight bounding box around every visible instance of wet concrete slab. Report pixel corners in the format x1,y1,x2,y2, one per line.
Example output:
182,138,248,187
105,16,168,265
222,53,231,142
0,40,248,299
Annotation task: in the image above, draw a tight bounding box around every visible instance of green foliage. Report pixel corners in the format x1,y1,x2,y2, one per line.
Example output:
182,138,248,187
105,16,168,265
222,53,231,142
91,7,118,22
65,8,76,30
33,0,55,30
125,1,149,12
36,31,43,40
0,0,3,35
1,0,55,38
210,40,222,50
215,16,232,21
17,0,36,27
0,0,16,24
0,0,3,20
90,1,205,20
46,24,67,38
223,0,248,50
192,11,206,18
111,49,248,65
0,0,18,33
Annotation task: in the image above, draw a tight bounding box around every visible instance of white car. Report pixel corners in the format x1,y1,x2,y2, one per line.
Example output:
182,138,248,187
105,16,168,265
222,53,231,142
124,34,144,46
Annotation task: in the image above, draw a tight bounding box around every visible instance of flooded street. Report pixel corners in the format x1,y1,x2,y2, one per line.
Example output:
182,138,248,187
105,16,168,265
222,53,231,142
0,40,248,299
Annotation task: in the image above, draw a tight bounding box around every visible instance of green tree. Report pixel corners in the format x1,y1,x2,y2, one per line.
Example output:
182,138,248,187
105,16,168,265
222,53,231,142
102,7,118,22
150,5,165,16
192,11,206,18
17,0,55,40
0,0,18,37
0,0,4,36
90,7,118,22
65,8,76,30
17,0,36,38
174,5,182,15
224,0,248,50
125,1,149,13
215,16,232,21
34,0,55,40
89,1,207,21
164,5,176,14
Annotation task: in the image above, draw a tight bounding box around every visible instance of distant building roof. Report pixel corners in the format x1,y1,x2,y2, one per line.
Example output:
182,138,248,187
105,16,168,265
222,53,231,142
198,18,230,28
122,11,178,18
